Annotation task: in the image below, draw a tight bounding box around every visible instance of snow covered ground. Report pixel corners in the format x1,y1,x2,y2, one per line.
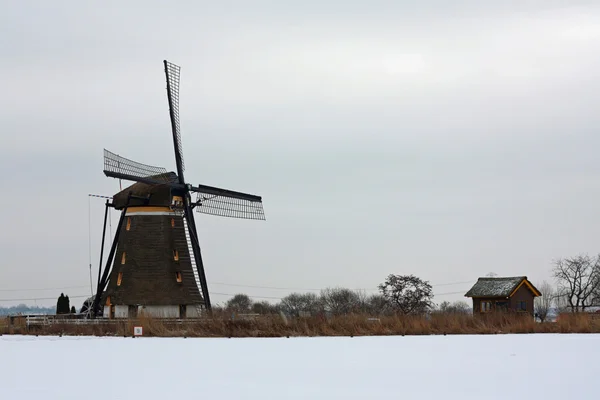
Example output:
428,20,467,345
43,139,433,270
1,333,597,399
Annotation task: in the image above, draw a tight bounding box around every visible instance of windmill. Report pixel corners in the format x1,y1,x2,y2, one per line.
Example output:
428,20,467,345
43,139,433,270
91,60,265,318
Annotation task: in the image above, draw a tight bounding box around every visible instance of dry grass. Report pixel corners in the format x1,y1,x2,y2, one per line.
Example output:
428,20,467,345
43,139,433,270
2,312,600,338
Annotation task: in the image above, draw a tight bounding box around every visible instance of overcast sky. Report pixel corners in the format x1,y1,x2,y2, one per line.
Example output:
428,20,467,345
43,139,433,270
2,1,600,308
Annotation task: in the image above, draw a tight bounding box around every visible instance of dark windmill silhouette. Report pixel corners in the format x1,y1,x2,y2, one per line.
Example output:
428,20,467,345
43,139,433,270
91,60,265,318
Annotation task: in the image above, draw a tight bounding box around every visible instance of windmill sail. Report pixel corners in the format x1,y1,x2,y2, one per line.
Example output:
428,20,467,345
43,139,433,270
194,191,265,220
103,149,174,185
164,60,185,180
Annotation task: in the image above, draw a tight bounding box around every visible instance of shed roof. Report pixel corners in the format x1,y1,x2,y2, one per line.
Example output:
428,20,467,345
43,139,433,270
464,276,541,298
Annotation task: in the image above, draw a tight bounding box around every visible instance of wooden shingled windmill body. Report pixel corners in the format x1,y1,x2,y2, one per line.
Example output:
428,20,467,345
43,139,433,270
91,60,265,319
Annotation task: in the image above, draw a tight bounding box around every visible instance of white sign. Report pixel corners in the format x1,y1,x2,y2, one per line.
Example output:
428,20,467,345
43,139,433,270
133,326,143,336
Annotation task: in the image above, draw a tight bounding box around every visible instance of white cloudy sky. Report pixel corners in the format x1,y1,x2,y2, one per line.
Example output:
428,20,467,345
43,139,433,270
1,1,600,308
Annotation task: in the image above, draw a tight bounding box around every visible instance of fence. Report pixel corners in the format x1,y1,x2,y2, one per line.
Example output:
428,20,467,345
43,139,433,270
1,314,213,330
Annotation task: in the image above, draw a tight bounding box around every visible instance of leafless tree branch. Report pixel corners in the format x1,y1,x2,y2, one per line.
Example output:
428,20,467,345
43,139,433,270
552,254,600,312
534,281,554,322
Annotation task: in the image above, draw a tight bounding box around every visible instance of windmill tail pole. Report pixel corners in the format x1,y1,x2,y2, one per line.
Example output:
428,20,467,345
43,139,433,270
88,195,93,298
92,196,130,318
95,200,110,297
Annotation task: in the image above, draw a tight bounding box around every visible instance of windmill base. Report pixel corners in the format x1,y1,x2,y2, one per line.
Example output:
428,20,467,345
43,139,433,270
103,304,204,319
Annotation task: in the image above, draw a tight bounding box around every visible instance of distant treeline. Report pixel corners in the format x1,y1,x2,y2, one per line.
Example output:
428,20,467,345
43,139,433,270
216,274,472,317
0,304,55,316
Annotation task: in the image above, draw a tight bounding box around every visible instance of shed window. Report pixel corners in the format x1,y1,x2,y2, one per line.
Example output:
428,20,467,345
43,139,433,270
173,249,179,261
516,301,527,311
126,217,131,231
480,301,492,312
117,272,123,286
176,272,182,283
495,301,508,312
121,252,126,264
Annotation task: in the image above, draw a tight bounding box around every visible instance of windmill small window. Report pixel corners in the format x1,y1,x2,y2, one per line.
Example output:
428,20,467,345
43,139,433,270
117,272,123,286
121,252,126,264
175,271,182,283
173,249,179,261
171,195,183,209
126,217,131,231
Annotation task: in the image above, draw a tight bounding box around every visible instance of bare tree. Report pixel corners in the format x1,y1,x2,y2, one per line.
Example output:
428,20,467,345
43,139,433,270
251,301,279,314
553,254,600,312
594,279,600,307
436,300,471,315
364,294,390,315
534,280,554,322
226,294,253,313
554,290,570,314
279,292,322,317
378,274,434,315
319,287,362,315
353,289,372,314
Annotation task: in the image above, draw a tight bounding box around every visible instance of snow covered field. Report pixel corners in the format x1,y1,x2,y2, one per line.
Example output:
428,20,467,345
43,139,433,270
1,333,598,399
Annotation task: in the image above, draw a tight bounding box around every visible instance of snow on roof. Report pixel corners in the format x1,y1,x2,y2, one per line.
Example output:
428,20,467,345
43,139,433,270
464,276,527,298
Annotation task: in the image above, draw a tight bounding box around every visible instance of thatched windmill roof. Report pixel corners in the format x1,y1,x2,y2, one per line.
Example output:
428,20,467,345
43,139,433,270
112,172,180,209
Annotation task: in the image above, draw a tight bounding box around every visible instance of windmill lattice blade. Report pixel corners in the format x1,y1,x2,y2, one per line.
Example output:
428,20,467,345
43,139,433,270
103,149,173,184
195,192,266,220
164,60,184,174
